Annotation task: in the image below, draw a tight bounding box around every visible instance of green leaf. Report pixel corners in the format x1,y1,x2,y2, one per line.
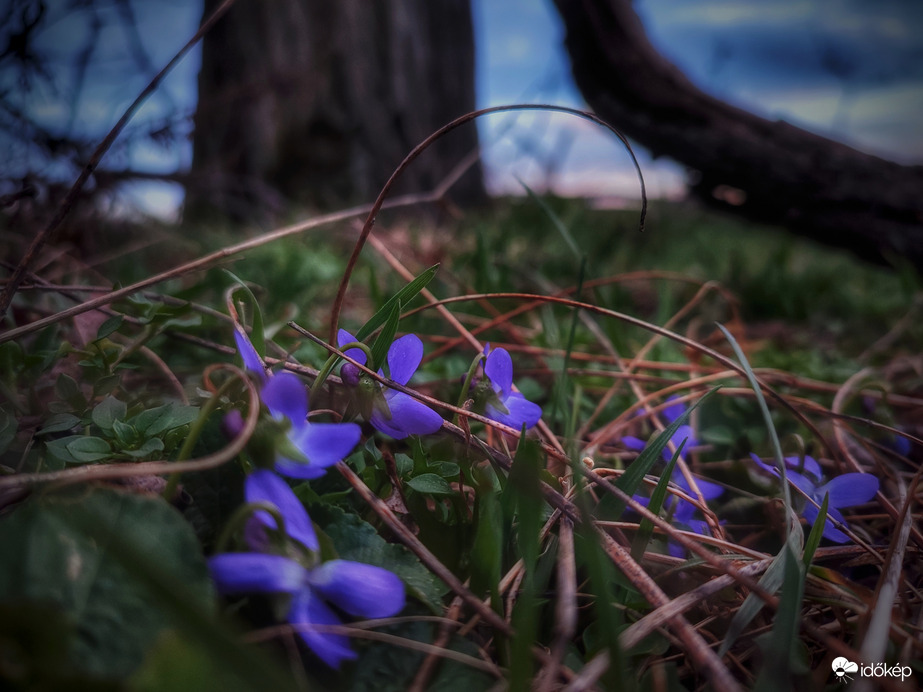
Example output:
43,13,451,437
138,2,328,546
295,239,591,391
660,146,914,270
630,442,682,561
92,396,128,431
356,264,439,341
369,299,401,372
95,315,124,341
66,436,113,463
54,374,82,401
469,480,502,599
37,413,81,436
123,437,165,459
310,504,445,612
0,487,214,680
0,409,17,454
406,473,454,496
45,435,83,464
430,460,460,478
132,404,199,436
802,492,828,568
113,418,138,446
753,545,809,691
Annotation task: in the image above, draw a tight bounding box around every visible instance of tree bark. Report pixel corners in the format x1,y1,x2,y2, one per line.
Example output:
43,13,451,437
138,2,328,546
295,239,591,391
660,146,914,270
551,0,923,270
189,0,483,220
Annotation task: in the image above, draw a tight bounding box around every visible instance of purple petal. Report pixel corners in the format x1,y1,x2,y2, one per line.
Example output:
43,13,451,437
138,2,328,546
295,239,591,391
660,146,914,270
287,589,357,669
750,453,778,478
234,328,268,383
661,396,685,424
785,455,823,481
261,372,308,425
484,347,514,395
632,494,651,510
666,424,698,459
372,392,442,438
486,393,542,430
337,329,367,366
387,334,423,386
818,474,879,509
306,560,406,618
622,436,647,451
276,421,361,479
245,469,318,551
803,502,851,543
223,410,245,439
674,474,724,501
786,469,818,497
209,553,305,595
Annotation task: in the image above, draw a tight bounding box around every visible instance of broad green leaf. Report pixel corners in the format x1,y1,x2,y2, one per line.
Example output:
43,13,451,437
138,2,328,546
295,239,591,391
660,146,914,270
406,473,454,496
132,403,199,436
356,264,439,341
1,410,20,455
95,315,124,341
37,412,81,435
66,436,112,463
310,504,445,612
0,487,214,680
54,374,82,402
430,460,460,478
92,396,128,431
123,437,165,459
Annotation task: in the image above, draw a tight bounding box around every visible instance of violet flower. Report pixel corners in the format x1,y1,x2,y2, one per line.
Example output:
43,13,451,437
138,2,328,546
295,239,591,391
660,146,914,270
633,471,723,557
622,396,698,461
233,328,361,479
209,470,406,668
750,454,879,543
473,345,542,430
337,329,443,439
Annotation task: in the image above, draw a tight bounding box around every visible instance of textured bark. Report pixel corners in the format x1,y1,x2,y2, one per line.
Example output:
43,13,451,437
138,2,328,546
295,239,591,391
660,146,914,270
189,0,483,220
551,0,923,269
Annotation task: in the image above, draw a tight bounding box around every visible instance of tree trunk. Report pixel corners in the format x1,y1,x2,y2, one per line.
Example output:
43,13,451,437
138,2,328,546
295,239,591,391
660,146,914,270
551,0,923,270
188,0,483,220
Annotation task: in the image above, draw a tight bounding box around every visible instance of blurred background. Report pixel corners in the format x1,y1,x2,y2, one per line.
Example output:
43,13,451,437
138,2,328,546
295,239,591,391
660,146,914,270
1,0,921,260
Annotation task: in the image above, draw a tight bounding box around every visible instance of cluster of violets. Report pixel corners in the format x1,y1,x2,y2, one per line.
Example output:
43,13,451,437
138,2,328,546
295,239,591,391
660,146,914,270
215,323,880,665
212,326,543,667
625,397,880,551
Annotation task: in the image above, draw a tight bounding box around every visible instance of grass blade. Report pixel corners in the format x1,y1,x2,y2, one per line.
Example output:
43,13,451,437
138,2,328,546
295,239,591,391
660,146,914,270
356,264,438,341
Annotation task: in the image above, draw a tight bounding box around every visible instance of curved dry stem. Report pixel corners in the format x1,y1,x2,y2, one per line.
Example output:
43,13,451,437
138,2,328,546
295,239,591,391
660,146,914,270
328,103,647,345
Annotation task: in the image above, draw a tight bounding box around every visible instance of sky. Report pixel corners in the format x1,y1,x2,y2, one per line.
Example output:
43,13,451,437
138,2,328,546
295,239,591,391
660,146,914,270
472,0,923,200
6,0,922,217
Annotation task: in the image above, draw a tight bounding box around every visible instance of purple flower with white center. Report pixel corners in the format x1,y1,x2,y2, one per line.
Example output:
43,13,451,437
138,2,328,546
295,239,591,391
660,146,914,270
233,328,361,479
337,329,443,439
473,345,542,430
622,396,698,461
750,454,879,543
209,470,406,669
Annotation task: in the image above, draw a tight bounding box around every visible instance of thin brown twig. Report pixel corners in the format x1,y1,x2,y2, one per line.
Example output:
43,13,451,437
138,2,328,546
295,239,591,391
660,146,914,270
0,192,439,345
